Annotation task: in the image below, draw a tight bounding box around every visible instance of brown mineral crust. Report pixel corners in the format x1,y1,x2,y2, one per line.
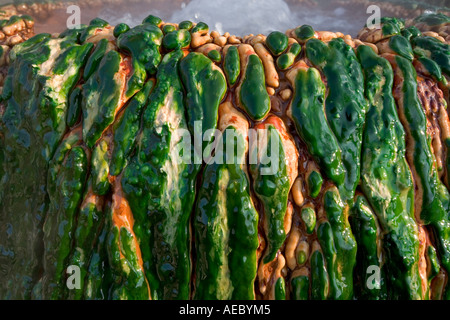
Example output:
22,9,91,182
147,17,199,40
416,76,450,185
407,18,450,43
0,15,35,90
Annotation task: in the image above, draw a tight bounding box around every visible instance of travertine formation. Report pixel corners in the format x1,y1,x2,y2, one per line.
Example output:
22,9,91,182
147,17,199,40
0,6,450,300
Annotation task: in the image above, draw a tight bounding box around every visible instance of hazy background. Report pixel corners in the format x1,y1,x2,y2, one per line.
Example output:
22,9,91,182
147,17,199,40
1,0,448,36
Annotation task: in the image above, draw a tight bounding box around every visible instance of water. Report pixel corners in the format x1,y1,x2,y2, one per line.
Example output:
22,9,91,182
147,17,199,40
169,0,369,36
34,0,446,37
170,0,297,36
95,0,369,37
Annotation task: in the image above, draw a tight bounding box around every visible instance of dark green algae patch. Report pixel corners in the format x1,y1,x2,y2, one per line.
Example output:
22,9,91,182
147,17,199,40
0,33,92,299
237,49,271,121
249,122,291,265
356,45,422,299
120,49,196,300
305,37,368,203
193,124,259,300
287,63,345,190
387,53,450,299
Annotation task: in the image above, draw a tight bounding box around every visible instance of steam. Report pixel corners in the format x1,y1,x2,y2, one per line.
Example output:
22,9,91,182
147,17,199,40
97,0,369,37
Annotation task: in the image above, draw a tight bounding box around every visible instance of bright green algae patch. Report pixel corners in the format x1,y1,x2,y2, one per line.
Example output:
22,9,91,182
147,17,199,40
67,86,82,127
106,209,150,300
116,22,163,98
238,54,270,121
387,53,450,298
162,29,191,51
287,65,345,188
194,126,259,300
179,52,227,160
274,277,286,300
117,49,227,300
350,195,387,300
294,25,315,42
83,221,111,300
401,26,422,42
380,17,405,37
277,42,301,70
310,248,329,300
389,35,414,61
291,275,309,300
120,50,196,300
90,138,111,195
81,50,124,148
417,56,446,83
265,31,288,56
83,38,109,81
395,55,449,224
79,18,109,43
307,170,323,198
113,23,130,37
317,188,357,300
249,124,290,264
223,45,240,86
306,37,367,203
356,45,422,299
37,138,88,299
412,36,450,76
109,80,154,176
301,207,316,235
65,183,105,300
